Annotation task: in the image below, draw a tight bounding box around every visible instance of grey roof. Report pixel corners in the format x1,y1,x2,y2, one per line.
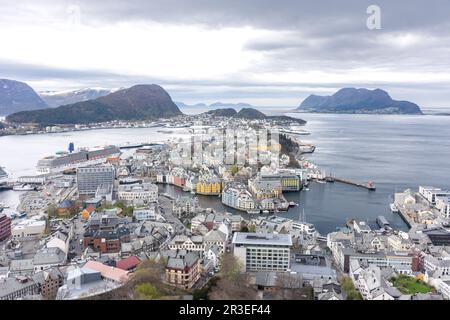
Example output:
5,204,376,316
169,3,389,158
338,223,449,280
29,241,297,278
255,271,277,287
232,232,292,246
0,273,44,299
204,229,226,242
67,267,102,286
33,247,66,266
318,291,342,300
166,251,199,270
411,293,444,300
9,259,34,272
43,267,64,281
206,244,221,256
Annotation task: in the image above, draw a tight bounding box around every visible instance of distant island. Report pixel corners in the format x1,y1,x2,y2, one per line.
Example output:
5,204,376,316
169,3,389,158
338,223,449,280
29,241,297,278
7,84,183,125
204,107,306,124
297,88,423,115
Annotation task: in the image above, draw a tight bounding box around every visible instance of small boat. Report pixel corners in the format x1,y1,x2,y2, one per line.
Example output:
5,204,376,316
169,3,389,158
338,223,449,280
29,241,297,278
288,201,298,207
9,212,17,219
390,203,399,213
262,210,270,214
191,191,196,195
316,180,326,184
247,210,260,214
157,130,174,134
18,212,27,218
13,184,36,191
304,188,310,191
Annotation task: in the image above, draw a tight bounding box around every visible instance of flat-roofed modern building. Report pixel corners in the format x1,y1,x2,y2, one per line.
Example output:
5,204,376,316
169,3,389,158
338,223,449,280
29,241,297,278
419,186,450,205
232,232,292,272
118,182,158,204
76,166,115,196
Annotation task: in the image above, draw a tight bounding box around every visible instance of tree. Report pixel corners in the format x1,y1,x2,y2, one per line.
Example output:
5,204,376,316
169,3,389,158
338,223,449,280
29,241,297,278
239,221,249,232
208,254,258,300
341,277,362,300
47,204,57,218
272,273,312,300
135,283,162,300
131,259,165,287
230,165,239,175
193,276,219,300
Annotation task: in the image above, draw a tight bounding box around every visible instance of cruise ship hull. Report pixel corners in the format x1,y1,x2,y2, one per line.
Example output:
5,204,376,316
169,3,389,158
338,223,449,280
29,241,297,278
36,146,121,174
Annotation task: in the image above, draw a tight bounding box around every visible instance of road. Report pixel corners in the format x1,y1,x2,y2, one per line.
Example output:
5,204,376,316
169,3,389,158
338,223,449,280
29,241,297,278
68,216,86,260
158,195,186,235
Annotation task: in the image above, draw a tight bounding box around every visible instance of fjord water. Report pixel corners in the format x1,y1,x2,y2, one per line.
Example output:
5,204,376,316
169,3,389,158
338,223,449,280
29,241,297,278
1,110,450,234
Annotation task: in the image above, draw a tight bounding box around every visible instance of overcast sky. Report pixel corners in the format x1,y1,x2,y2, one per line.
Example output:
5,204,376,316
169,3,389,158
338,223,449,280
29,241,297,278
1,0,450,107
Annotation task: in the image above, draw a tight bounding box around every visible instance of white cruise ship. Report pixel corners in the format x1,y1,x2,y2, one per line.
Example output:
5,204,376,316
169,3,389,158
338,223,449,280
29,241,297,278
36,145,121,174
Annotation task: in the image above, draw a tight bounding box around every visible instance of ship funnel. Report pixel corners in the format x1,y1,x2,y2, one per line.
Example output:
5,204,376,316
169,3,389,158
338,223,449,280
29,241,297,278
68,142,75,153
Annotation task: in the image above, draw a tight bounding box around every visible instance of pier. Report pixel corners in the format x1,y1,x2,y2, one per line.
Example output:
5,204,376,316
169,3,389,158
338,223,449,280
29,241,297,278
328,177,376,191
396,206,414,229
118,142,165,149
0,183,13,191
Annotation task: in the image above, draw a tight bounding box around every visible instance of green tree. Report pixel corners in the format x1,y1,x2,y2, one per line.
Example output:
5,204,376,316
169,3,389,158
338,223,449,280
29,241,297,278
341,277,362,300
47,204,57,218
230,165,239,175
239,221,249,232
135,283,162,300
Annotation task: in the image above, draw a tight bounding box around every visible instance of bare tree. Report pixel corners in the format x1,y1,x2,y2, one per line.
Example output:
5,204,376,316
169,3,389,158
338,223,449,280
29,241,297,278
208,254,258,300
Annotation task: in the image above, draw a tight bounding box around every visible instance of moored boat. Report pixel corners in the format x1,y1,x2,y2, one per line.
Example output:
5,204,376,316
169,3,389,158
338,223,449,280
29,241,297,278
390,203,399,213
13,184,36,191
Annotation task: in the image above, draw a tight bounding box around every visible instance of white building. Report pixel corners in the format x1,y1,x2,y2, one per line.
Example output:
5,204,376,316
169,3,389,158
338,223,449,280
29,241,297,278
12,219,46,239
46,230,71,255
436,196,450,218
222,184,256,212
203,229,228,252
419,186,450,205
118,182,158,204
292,221,317,236
355,265,395,300
133,205,159,222
168,235,205,252
173,197,199,217
232,232,292,272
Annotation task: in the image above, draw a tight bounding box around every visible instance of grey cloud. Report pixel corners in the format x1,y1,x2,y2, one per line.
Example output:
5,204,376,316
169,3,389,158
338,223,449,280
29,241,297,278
2,1,450,107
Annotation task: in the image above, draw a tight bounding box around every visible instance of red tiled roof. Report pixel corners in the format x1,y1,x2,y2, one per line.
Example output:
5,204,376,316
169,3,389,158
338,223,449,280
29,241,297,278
84,260,129,283
116,256,141,271
85,206,95,213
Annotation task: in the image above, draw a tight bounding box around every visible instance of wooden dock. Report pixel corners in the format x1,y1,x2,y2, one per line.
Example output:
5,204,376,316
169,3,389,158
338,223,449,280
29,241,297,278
328,177,376,191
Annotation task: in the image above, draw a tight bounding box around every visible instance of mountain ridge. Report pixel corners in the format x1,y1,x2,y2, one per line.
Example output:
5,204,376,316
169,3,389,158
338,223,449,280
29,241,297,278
0,79,48,116
39,88,120,108
7,84,182,125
